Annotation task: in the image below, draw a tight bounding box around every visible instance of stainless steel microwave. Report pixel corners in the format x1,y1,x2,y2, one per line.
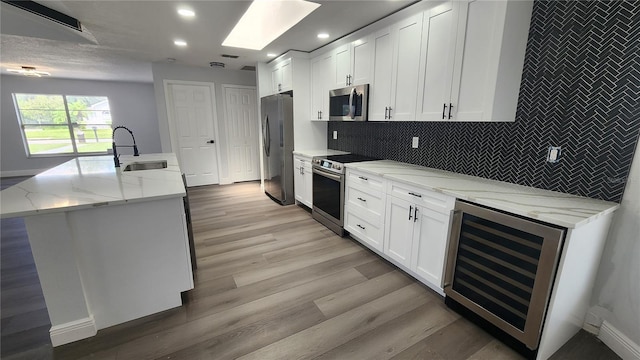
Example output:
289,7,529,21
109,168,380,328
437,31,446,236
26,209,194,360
329,84,369,121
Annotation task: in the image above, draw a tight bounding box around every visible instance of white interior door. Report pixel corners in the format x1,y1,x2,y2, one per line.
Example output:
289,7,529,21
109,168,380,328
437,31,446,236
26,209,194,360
223,86,259,182
168,84,220,187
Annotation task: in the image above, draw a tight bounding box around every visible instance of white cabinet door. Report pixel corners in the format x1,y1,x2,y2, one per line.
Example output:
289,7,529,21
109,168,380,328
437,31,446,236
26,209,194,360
302,160,312,207
334,44,351,88
411,206,450,287
389,13,423,121
310,53,333,120
416,2,459,121
450,0,532,121
384,196,414,268
294,157,304,203
271,65,281,94
280,59,292,92
271,58,292,94
369,27,394,121
351,35,372,86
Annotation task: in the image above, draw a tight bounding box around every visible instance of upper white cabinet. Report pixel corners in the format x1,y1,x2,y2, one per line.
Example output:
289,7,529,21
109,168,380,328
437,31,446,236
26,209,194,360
416,0,533,121
332,36,373,88
270,58,292,94
370,13,424,121
310,52,334,120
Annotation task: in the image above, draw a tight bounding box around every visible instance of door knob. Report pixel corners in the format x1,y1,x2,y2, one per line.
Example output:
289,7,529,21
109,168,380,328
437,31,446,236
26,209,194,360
207,140,215,144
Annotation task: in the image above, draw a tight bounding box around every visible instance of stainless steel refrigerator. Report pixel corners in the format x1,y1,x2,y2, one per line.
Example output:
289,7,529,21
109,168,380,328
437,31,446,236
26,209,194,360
261,92,294,205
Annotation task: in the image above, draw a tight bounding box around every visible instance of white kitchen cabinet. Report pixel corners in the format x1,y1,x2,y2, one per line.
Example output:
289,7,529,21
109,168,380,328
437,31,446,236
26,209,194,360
415,2,460,121
271,58,292,94
417,0,532,122
334,44,352,88
332,36,373,88
310,52,334,120
370,13,424,121
384,196,415,267
411,206,451,286
344,169,386,252
293,154,312,207
384,181,455,292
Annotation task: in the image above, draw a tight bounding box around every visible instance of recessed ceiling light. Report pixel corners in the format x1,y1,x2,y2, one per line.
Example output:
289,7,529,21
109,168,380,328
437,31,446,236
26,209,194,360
7,66,50,77
267,53,277,58
223,0,321,50
177,8,195,17
317,33,329,39
174,40,187,47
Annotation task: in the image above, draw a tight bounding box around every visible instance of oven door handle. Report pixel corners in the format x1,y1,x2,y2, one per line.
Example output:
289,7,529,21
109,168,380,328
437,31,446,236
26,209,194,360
313,167,342,182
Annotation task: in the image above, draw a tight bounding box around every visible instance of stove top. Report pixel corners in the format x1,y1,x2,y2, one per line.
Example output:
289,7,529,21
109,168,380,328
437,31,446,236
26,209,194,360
312,153,379,174
324,154,379,163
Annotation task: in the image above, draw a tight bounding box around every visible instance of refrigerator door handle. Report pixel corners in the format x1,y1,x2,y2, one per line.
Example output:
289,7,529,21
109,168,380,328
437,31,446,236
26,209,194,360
263,116,271,157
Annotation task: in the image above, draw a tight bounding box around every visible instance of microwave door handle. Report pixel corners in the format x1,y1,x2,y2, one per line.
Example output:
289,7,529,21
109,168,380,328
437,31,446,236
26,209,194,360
348,87,356,119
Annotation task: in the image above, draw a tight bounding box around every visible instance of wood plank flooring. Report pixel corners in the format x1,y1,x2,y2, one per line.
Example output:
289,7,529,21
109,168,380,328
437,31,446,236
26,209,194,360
1,179,620,359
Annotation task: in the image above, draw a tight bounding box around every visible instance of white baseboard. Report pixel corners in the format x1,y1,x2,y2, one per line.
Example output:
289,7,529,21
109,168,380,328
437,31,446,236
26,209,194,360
1,169,46,177
598,320,640,360
50,316,97,347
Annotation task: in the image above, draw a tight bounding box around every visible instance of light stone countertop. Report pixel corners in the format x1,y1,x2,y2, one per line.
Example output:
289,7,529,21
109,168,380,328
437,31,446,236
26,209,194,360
292,149,349,158
345,160,619,229
0,153,185,219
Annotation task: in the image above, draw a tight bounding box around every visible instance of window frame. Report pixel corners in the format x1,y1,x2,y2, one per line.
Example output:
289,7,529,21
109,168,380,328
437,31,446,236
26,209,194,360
12,93,114,158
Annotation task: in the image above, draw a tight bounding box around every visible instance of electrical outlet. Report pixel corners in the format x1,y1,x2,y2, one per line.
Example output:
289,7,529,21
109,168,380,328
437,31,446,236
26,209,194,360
333,131,338,140
412,137,419,148
547,146,561,163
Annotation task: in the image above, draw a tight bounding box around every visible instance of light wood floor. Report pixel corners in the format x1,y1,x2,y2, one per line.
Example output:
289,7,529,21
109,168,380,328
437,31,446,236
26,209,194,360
1,180,620,359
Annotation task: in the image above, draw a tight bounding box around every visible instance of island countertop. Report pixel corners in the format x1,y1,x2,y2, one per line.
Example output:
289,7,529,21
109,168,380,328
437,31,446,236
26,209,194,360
0,153,185,219
345,160,619,229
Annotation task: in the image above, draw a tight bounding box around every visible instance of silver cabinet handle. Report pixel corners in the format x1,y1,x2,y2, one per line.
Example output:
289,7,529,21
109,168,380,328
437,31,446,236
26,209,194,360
357,224,366,230
409,205,413,221
358,176,368,181
357,197,367,202
384,107,388,119
408,192,422,198
319,110,322,119
414,207,418,222
207,140,215,144
448,103,453,119
442,103,447,120
388,106,392,119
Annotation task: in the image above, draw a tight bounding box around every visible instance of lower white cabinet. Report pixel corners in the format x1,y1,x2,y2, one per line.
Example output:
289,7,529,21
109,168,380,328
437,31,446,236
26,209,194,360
410,206,451,287
346,168,455,294
293,155,312,207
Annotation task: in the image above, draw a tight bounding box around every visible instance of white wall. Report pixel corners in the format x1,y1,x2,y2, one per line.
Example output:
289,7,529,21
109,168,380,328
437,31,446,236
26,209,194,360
591,150,640,346
151,63,256,184
0,75,160,176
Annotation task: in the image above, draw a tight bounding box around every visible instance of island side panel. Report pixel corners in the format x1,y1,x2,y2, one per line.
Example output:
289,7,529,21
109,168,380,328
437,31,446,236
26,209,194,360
23,213,97,346
536,212,614,359
68,197,193,330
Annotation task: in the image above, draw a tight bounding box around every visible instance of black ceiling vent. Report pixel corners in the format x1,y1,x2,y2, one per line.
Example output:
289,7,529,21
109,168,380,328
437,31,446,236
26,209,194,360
1,0,82,31
209,62,225,68
221,54,240,59
241,66,256,71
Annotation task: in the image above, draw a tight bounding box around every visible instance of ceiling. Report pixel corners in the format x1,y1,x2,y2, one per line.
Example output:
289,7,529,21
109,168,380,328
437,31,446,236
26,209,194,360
0,0,417,82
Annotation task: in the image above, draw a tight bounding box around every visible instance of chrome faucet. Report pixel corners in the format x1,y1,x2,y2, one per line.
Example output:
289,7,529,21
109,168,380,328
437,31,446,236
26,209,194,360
112,126,139,167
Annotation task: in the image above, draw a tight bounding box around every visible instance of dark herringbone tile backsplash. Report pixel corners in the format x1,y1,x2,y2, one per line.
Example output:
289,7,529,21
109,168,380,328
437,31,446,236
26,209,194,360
328,0,640,203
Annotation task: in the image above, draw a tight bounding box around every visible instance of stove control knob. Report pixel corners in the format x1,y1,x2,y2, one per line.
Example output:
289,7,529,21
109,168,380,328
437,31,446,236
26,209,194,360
334,164,342,170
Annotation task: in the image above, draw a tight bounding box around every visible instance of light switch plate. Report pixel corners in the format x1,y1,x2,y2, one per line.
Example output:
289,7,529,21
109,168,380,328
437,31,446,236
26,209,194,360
333,131,338,140
412,137,419,148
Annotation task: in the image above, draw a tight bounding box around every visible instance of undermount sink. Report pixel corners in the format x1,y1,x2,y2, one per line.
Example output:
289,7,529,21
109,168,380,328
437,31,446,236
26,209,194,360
122,160,168,172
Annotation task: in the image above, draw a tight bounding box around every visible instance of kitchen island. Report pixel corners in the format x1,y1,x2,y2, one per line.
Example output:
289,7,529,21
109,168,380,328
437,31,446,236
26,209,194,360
0,153,193,346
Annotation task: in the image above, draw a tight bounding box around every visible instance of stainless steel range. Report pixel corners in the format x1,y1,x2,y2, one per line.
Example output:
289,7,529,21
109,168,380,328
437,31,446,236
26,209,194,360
311,154,377,236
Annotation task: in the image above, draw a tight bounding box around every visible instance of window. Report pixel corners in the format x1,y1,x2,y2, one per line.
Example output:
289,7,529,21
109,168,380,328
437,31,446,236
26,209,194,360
13,94,113,156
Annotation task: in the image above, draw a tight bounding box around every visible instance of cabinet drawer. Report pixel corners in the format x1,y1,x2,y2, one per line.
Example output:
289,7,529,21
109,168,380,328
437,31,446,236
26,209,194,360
346,185,385,222
388,181,455,212
345,209,384,252
346,169,385,193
